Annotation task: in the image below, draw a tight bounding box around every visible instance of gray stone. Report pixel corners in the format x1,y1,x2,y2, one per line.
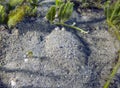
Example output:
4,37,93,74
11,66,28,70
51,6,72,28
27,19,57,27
0,1,120,88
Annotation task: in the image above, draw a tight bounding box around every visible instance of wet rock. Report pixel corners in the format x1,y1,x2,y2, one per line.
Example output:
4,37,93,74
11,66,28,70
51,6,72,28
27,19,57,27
45,29,86,74
0,27,92,88
82,29,119,87
0,1,120,88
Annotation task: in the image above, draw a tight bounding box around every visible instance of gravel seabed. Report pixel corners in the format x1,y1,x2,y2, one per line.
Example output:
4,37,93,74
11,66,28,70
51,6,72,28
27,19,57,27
0,0,120,88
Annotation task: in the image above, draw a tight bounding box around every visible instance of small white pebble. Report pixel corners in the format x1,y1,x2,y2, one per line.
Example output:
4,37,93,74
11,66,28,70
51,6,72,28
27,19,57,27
23,33,25,36
85,75,89,78
12,29,19,36
55,27,60,31
55,14,58,18
82,15,89,21
10,80,16,87
81,66,85,69
72,22,76,26
23,55,27,58
24,58,28,62
57,84,60,87
43,16,48,21
61,27,66,31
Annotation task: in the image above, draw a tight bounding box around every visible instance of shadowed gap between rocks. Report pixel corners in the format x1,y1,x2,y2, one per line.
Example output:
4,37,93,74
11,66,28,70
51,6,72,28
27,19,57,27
16,17,55,36
72,30,91,65
0,78,8,88
16,11,106,36
69,16,106,25
109,74,120,88
0,67,77,79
